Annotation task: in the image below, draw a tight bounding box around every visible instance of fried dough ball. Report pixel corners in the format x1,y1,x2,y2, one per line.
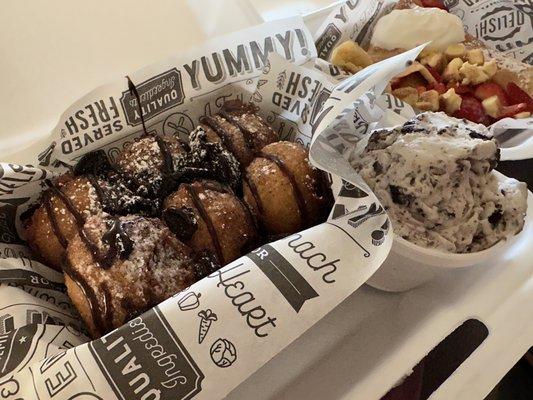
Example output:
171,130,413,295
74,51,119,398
243,141,332,235
163,180,257,265
200,100,278,166
115,134,186,196
23,171,157,270
63,214,209,338
23,175,101,270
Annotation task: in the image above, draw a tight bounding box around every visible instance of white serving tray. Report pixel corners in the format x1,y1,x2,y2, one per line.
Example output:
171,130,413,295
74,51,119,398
1,1,532,399
227,3,533,399
228,194,533,399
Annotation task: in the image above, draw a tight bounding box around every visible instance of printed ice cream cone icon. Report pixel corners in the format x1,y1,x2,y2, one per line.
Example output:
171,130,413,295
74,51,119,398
198,309,218,344
178,291,201,311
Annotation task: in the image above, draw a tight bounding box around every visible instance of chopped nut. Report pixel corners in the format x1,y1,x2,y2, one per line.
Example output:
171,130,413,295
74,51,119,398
395,61,437,84
445,43,466,60
392,87,419,106
466,49,484,65
514,111,531,119
440,88,462,114
482,60,498,78
482,95,502,118
415,101,436,111
420,52,446,71
331,41,373,73
442,58,463,82
416,90,440,111
459,62,490,85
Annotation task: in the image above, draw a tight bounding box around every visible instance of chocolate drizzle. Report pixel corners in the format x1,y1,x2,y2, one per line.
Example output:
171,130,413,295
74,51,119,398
127,76,148,136
102,217,134,264
200,115,239,156
44,179,134,270
218,109,256,152
62,259,111,336
85,174,105,206
242,173,265,228
162,207,198,241
154,135,174,175
44,180,101,260
183,183,224,264
61,216,133,336
46,181,84,225
258,152,308,224
101,282,114,329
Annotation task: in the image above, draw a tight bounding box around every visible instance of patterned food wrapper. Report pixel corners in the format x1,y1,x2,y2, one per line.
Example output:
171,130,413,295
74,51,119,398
313,0,533,159
3,0,530,396
0,16,425,400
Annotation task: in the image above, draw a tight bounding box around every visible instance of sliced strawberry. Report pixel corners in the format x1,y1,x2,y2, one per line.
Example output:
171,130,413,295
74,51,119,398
426,66,442,82
454,96,487,123
506,83,533,109
499,103,528,119
420,0,448,10
430,82,446,94
448,83,472,95
474,82,508,106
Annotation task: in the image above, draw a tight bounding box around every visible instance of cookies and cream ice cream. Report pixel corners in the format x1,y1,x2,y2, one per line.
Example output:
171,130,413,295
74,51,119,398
351,112,527,253
370,7,465,51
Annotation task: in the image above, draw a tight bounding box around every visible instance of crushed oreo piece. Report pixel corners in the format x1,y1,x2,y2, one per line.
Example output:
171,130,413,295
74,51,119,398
488,208,503,228
162,207,198,241
389,185,413,206
489,148,500,171
92,173,160,217
74,150,112,176
172,128,242,191
400,120,425,133
193,250,220,280
466,127,490,141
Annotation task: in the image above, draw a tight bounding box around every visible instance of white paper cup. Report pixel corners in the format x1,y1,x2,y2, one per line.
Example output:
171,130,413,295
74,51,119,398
367,172,529,292
366,233,521,292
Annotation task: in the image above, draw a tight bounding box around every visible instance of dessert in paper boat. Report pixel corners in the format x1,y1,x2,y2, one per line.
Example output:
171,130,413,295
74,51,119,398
330,1,533,125
22,100,333,337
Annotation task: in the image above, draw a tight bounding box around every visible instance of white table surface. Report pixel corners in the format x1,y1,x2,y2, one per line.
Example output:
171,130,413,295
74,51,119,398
0,0,209,157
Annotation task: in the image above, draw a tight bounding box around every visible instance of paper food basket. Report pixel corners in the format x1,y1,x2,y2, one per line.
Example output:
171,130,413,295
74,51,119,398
0,1,532,400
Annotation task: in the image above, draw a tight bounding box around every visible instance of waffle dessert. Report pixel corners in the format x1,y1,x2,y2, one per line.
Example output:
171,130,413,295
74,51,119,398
330,1,533,125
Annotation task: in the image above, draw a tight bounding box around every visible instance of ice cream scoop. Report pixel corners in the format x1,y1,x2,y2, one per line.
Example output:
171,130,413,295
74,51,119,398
351,112,527,253
370,7,465,51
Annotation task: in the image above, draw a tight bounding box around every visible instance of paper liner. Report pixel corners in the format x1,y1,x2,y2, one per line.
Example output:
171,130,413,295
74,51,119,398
0,16,425,399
